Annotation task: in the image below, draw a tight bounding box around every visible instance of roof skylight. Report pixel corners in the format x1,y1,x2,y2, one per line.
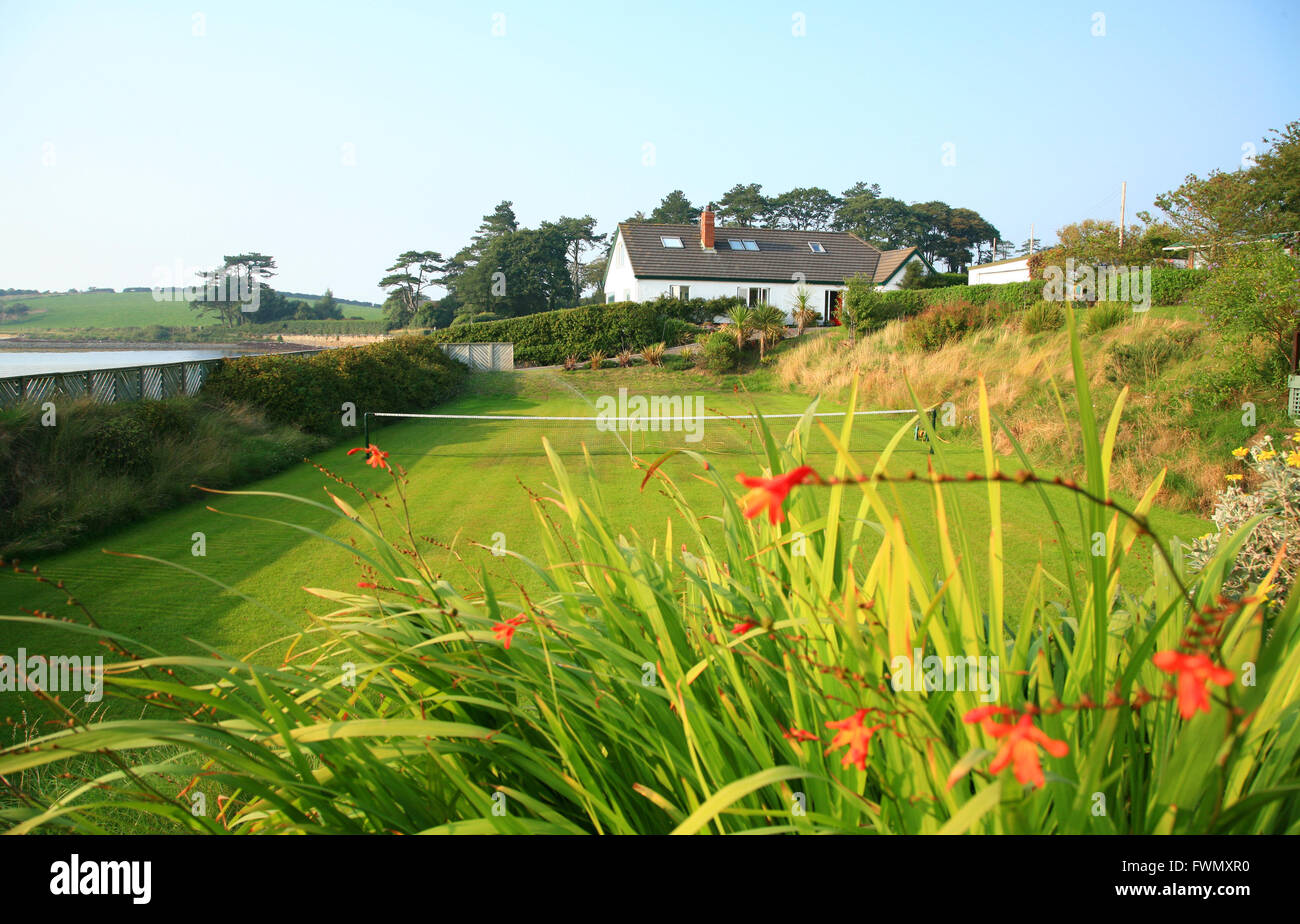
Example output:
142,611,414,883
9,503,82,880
808,241,827,253
660,236,684,248
742,240,759,251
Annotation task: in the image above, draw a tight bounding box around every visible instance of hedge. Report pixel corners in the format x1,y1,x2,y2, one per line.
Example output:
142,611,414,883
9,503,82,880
1149,266,1207,306
202,335,469,436
424,301,703,366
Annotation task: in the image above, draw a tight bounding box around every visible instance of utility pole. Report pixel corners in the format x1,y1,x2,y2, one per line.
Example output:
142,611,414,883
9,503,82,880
1029,224,1035,255
1119,181,1127,248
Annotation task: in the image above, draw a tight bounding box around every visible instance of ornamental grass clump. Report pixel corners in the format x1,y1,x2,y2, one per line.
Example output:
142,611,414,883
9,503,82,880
2,311,1298,834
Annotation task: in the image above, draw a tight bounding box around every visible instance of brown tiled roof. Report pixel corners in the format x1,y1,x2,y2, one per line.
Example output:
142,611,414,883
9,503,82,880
872,246,919,284
617,222,885,284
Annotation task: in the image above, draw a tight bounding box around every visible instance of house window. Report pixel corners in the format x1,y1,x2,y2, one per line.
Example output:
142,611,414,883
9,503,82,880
727,239,745,250
742,240,759,251
808,242,827,254
669,284,690,300
660,236,683,248
746,287,770,307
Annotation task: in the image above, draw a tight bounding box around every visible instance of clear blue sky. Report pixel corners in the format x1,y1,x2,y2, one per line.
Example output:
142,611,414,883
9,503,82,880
1,0,1297,302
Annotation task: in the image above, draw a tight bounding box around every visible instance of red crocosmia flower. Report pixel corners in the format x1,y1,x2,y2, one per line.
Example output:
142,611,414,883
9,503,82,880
1152,650,1235,719
824,709,886,772
735,466,816,524
783,727,818,742
347,444,390,470
357,581,377,589
492,614,528,649
731,620,757,635
965,710,1069,789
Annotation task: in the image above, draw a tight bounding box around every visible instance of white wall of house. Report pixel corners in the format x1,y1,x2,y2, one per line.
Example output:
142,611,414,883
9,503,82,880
626,279,847,323
876,253,929,291
602,235,639,303
967,257,1031,285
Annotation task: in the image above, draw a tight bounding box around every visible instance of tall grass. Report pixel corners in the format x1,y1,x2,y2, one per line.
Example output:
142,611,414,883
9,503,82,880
1,313,1296,834
0,398,324,556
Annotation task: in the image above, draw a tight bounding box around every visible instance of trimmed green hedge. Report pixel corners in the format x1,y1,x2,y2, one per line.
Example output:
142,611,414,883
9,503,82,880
1149,266,1207,306
203,336,469,436
424,302,695,366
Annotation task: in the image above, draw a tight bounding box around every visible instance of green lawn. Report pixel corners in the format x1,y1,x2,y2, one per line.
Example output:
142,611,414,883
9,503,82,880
0,364,1207,722
0,290,382,330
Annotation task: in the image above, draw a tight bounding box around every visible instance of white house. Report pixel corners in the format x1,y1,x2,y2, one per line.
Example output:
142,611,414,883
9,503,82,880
967,255,1031,285
603,206,931,323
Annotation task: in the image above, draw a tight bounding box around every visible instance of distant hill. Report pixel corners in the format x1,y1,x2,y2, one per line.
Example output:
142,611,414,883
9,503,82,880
0,289,384,330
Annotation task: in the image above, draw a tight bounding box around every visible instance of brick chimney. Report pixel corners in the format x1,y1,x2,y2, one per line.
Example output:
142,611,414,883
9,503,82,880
700,204,715,251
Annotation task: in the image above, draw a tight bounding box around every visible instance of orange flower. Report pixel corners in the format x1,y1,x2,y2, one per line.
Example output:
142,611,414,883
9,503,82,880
347,444,390,470
783,727,818,742
731,619,757,635
1152,650,1235,719
824,708,886,771
964,708,1068,789
735,466,816,524
492,614,527,649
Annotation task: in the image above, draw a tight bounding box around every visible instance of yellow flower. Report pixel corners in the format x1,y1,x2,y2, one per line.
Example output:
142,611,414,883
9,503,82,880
1231,447,1249,459
1288,451,1300,468
1258,449,1278,461
1225,473,1244,482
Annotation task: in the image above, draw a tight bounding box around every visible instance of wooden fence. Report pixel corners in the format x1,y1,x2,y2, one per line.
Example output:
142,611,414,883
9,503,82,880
0,350,320,408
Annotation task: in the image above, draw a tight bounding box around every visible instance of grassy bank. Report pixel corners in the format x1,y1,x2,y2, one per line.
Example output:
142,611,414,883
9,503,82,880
1,337,470,557
776,307,1291,512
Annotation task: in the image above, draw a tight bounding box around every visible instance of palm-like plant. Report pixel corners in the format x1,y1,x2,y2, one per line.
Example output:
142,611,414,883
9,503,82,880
754,305,787,360
725,305,754,351
791,287,818,336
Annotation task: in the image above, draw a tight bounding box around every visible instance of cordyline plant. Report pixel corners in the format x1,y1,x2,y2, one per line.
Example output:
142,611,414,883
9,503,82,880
1,312,1297,834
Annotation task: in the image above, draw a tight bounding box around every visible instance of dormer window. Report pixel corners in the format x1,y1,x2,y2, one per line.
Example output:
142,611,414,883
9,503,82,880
808,241,827,253
661,236,683,248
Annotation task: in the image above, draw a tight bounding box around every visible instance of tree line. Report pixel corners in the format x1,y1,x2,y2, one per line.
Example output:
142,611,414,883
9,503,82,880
184,253,348,325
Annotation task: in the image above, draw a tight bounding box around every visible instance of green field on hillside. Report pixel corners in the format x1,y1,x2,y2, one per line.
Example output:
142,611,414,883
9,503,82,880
0,290,383,331
0,364,1207,723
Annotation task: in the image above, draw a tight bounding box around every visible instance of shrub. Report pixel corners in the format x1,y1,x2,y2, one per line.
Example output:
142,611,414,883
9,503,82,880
0,398,324,556
903,299,1012,352
1150,266,1207,306
616,349,633,368
425,302,675,366
563,355,577,371
702,330,740,373
1186,433,1300,599
1105,330,1197,385
589,351,607,370
660,318,698,346
647,294,744,325
1084,301,1131,334
202,336,469,436
1021,300,1065,335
